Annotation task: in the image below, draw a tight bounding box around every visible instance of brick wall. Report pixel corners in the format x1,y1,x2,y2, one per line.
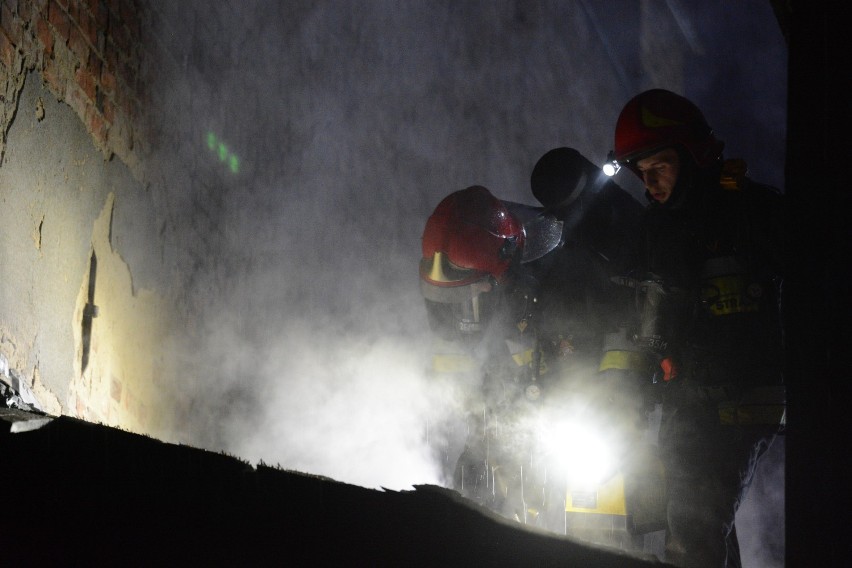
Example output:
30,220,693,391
0,0,144,174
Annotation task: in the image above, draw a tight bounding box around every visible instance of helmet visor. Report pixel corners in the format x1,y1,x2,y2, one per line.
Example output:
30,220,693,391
419,276,493,304
424,292,495,337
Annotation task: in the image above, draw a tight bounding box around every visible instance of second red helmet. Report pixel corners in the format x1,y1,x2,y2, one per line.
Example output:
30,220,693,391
420,185,525,295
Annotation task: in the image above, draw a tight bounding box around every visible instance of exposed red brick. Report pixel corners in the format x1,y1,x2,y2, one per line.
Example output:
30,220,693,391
103,41,116,67
48,1,70,42
107,11,128,54
119,0,137,37
75,64,96,99
78,4,98,48
65,82,89,119
102,96,114,123
86,104,107,145
1,3,18,45
35,14,53,56
94,0,107,29
100,66,115,93
17,0,34,23
117,86,135,119
87,48,102,76
110,51,127,84
68,24,89,61
120,58,138,92
41,58,62,91
66,0,78,24
0,27,15,69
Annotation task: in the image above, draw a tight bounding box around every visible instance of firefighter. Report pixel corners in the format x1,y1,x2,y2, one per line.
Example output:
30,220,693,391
419,185,539,516
607,88,785,567
419,149,645,531
527,147,644,388
419,184,533,394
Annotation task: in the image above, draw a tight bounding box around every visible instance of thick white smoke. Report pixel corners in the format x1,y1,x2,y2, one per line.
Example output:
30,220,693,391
209,317,452,490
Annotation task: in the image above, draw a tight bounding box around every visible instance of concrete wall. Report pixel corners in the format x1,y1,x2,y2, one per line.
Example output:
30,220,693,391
0,0,181,439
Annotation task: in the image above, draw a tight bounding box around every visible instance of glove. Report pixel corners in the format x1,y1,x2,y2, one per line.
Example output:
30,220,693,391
653,355,681,383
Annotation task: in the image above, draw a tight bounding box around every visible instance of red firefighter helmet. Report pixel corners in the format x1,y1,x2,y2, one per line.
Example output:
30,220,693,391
420,185,525,335
613,89,725,177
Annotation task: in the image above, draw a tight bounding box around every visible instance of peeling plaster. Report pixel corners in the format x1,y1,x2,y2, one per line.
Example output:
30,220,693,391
67,193,178,438
29,365,62,415
0,47,27,163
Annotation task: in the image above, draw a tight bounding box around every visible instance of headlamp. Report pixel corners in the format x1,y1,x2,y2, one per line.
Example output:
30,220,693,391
602,150,621,177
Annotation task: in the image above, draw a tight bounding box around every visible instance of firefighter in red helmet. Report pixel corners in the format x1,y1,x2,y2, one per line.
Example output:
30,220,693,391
420,157,646,534
420,185,527,347
608,89,785,567
419,185,542,518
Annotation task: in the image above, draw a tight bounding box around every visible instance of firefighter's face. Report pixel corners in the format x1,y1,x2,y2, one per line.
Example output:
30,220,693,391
637,147,680,204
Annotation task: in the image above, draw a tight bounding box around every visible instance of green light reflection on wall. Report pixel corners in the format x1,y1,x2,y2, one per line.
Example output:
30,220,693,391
205,131,241,175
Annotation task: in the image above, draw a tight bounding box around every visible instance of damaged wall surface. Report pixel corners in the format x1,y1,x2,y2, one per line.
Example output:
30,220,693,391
0,70,180,438
0,1,189,441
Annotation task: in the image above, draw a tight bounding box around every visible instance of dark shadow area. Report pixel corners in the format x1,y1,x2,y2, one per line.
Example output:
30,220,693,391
783,2,852,566
0,412,667,567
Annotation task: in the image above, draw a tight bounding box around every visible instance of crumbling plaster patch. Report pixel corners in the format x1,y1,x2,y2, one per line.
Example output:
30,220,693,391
0,47,27,163
68,192,178,438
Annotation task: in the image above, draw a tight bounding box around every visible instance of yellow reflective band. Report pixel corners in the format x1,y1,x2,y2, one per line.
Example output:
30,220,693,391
598,350,647,372
641,106,685,128
511,348,534,367
718,403,786,426
566,473,627,515
701,275,759,316
431,353,477,374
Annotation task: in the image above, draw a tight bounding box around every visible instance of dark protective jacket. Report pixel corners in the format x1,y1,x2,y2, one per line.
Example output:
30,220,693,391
633,160,785,388
522,174,644,382
630,159,785,568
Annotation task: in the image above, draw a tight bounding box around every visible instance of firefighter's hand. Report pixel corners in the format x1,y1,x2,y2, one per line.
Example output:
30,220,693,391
653,356,680,383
